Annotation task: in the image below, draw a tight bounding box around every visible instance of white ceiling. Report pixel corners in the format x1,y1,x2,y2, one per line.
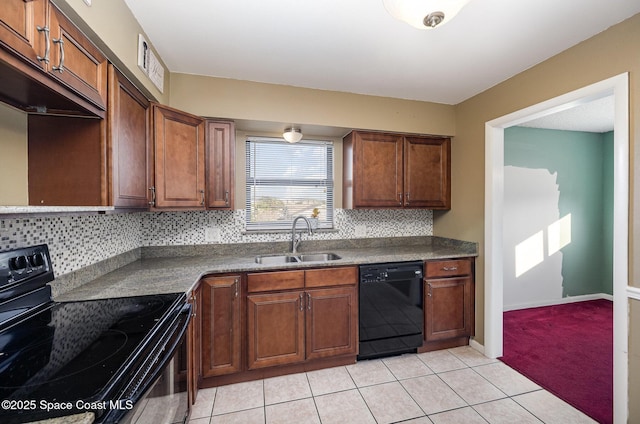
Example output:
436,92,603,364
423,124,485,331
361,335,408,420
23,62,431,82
123,0,637,132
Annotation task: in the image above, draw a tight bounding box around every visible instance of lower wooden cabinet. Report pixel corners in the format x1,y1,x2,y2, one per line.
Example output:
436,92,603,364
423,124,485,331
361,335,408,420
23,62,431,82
247,291,306,369
424,259,475,344
201,275,242,377
246,267,358,370
306,286,358,360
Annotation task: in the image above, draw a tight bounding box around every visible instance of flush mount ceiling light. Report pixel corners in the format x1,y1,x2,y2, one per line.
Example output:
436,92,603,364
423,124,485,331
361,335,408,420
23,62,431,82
283,127,303,143
382,0,471,29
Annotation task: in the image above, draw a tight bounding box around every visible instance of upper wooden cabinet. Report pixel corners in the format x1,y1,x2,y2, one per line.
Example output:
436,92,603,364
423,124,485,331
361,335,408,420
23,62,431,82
151,103,206,209
343,131,451,209
108,65,150,208
205,120,235,209
47,4,107,110
0,0,47,69
0,0,108,116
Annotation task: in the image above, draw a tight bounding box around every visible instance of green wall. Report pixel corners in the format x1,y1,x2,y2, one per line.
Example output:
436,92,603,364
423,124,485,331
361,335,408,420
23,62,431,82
505,126,613,296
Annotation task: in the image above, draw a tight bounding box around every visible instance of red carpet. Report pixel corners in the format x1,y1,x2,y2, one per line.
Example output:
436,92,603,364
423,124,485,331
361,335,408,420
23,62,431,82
499,299,613,424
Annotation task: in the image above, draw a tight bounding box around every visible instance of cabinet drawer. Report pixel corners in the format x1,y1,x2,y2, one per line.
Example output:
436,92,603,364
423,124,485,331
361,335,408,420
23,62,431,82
425,259,472,278
247,270,304,293
305,267,357,288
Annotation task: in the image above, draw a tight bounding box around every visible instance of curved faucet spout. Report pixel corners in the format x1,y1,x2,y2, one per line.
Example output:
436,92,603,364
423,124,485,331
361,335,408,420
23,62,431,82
291,216,313,255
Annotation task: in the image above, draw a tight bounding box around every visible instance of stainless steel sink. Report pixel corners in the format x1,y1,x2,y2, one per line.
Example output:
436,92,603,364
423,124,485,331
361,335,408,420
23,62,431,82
254,255,300,264
297,253,342,262
254,252,341,264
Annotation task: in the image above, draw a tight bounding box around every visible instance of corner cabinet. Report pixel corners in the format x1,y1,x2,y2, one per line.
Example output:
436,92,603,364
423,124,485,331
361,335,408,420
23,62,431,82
343,130,450,209
150,103,206,209
423,258,475,348
200,275,242,378
205,120,235,209
246,267,358,370
107,65,150,208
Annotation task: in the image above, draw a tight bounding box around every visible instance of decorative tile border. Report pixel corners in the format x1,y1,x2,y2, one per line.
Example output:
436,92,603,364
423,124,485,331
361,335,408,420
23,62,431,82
1,208,433,278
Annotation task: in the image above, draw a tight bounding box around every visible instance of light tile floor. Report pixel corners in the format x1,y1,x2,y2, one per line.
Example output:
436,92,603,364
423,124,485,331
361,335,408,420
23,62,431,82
189,346,597,424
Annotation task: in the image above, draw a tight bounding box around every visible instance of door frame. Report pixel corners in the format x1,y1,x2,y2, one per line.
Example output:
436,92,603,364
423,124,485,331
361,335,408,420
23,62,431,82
483,73,629,422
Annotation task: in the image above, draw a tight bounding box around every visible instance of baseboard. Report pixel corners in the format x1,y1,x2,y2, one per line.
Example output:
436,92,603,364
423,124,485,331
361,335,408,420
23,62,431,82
469,338,485,355
504,293,613,311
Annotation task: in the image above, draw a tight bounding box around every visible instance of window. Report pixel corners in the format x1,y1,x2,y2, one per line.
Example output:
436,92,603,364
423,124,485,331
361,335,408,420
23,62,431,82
245,137,334,230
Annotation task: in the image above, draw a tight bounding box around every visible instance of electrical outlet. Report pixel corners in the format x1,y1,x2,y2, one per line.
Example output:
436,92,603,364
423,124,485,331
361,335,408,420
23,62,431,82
204,227,221,243
354,224,367,238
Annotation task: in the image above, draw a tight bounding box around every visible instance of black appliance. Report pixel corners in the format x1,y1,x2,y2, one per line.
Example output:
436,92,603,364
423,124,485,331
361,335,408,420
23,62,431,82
358,261,424,360
0,245,191,424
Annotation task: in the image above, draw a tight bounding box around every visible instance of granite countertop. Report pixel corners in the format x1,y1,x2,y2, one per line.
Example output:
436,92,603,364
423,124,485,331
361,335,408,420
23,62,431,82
54,236,478,302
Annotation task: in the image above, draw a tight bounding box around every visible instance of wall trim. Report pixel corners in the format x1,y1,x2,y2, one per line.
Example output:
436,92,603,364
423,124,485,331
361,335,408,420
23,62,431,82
504,293,613,311
628,286,640,301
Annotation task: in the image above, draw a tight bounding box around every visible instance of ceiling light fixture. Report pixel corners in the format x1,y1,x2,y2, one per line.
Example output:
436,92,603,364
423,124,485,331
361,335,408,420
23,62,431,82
283,127,303,143
382,0,471,29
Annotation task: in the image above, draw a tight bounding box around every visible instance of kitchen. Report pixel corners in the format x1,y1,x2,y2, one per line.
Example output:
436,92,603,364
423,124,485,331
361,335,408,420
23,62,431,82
1,1,640,423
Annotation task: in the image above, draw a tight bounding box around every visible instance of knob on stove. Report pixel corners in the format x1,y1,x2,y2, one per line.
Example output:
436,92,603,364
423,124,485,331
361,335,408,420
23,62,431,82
29,252,45,267
9,255,28,271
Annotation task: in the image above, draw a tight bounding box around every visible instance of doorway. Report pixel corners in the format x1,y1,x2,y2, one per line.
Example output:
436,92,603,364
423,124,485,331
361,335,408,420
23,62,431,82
483,73,629,422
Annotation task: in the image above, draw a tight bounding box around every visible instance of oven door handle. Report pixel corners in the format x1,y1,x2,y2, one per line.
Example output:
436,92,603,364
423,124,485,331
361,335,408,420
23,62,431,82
97,303,192,423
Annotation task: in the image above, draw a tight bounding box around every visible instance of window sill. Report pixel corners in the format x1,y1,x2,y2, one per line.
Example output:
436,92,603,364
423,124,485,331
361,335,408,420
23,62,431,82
241,228,339,235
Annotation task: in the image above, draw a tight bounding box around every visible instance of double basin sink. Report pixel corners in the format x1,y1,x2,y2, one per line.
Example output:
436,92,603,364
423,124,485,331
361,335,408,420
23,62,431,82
255,252,341,265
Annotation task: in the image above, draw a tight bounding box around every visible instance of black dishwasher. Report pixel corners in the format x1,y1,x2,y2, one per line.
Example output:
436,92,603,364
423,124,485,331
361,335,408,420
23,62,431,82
358,261,424,360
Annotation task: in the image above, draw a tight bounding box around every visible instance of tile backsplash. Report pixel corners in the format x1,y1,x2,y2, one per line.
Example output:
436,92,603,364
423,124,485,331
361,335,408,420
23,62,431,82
0,209,432,277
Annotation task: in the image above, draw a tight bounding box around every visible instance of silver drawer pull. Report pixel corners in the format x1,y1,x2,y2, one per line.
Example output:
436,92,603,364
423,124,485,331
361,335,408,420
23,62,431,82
442,266,458,271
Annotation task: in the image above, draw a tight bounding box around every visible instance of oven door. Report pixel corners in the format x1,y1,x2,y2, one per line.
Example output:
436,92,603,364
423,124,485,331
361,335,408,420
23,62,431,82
98,303,191,424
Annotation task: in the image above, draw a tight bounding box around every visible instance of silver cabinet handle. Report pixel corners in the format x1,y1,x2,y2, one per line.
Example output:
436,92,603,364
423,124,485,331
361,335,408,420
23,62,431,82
234,278,239,298
52,37,64,72
427,282,432,297
442,266,458,271
299,293,304,311
307,292,311,311
200,189,205,206
36,26,50,64
148,187,156,206
224,190,229,205
406,192,410,205
397,192,403,205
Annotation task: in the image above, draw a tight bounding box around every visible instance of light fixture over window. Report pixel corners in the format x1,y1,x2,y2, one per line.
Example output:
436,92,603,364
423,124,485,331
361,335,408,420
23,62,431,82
382,0,471,29
283,127,303,143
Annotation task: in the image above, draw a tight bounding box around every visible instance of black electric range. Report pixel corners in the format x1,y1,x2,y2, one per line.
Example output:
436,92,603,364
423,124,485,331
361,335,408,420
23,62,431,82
0,245,191,424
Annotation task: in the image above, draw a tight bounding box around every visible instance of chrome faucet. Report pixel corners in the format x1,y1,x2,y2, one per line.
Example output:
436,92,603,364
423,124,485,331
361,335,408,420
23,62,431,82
291,216,313,255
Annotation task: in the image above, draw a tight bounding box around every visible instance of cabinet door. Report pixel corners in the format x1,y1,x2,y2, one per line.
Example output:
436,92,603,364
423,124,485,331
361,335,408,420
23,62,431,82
404,136,450,209
187,285,201,404
353,131,403,207
0,0,47,68
48,4,107,110
306,286,358,360
424,277,472,341
201,275,242,377
205,120,235,209
108,65,150,208
152,103,206,208
247,291,305,369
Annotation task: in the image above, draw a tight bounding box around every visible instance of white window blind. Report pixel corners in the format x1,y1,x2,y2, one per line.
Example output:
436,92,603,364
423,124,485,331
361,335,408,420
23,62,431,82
245,137,334,230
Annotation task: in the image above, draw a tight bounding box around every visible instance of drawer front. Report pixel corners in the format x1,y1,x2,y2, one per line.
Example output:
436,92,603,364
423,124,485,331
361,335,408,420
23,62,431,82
247,270,304,293
305,266,358,288
425,259,472,278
